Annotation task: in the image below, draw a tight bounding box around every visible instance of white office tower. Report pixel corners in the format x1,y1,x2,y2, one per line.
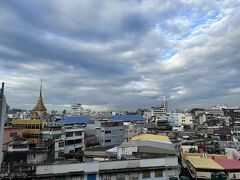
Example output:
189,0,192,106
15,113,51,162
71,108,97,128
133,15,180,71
0,83,7,170
71,103,83,116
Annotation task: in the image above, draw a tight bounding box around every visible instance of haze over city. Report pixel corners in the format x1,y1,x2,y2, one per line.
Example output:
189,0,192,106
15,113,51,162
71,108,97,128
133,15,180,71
0,0,240,111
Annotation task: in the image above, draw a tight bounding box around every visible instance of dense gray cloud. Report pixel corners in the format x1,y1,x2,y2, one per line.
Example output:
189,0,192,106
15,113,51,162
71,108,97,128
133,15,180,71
0,0,240,111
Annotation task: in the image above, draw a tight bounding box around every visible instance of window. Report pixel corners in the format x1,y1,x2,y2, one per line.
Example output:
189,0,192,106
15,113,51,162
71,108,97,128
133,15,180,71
155,170,163,177
105,139,111,143
105,130,111,134
66,132,73,137
12,145,18,149
75,147,82,153
65,140,75,145
116,173,125,180
58,152,64,157
75,139,82,144
58,141,64,148
75,131,82,136
101,174,111,180
10,132,17,137
129,172,138,180
142,171,150,178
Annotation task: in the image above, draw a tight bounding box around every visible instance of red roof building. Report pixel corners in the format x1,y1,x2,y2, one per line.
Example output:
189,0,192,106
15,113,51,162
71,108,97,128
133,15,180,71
214,159,240,170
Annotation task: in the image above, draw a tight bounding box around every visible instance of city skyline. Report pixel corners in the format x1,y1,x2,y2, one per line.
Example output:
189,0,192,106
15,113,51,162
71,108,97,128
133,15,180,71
0,1,240,111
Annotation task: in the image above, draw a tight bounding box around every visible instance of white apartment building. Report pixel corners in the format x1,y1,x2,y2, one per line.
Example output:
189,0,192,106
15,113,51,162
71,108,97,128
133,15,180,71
151,106,167,117
178,113,193,125
98,121,124,147
71,103,83,116
54,125,85,159
64,126,85,154
87,120,124,147
168,111,179,124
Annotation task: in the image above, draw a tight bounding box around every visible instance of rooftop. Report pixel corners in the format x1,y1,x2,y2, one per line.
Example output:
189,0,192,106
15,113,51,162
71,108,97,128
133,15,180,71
112,114,145,122
11,119,44,125
187,156,240,171
58,116,89,125
187,156,224,170
214,159,240,170
131,134,170,142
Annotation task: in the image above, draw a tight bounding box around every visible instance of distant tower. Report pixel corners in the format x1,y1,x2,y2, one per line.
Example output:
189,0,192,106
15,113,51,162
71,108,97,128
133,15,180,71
32,78,47,119
162,96,168,113
71,103,83,116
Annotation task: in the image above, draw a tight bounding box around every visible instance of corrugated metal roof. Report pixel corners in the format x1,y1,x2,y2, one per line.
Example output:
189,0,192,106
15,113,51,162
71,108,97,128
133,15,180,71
131,134,170,142
119,140,174,152
58,116,89,125
112,115,145,122
214,159,240,170
187,157,224,170
182,153,227,160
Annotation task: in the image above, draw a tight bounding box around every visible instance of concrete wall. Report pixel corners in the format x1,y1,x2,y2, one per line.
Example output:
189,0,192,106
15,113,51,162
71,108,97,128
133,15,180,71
117,146,138,159
100,126,124,147
37,161,99,174
27,152,47,164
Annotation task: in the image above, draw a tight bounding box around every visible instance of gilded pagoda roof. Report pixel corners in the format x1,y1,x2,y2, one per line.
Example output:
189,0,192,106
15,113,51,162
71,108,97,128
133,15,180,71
33,96,47,111
33,78,47,112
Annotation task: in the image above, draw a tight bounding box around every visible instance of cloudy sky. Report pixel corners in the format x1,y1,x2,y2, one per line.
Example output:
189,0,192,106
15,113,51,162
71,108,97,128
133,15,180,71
0,0,240,111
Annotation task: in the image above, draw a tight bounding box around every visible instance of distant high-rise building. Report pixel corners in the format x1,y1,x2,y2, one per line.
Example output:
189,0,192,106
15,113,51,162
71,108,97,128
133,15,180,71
71,103,83,116
0,82,7,169
162,96,168,113
151,97,169,117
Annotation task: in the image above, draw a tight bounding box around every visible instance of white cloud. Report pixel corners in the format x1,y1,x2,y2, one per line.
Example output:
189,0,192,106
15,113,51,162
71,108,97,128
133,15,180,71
0,0,240,110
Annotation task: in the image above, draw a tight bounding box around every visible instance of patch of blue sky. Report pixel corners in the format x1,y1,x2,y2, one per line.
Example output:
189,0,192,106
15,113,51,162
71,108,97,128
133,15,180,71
175,32,190,40
191,11,223,30
187,11,223,37
162,50,176,60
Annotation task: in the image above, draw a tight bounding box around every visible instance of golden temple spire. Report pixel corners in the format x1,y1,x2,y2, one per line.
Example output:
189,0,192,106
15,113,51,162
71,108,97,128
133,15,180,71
40,78,42,97
33,78,47,112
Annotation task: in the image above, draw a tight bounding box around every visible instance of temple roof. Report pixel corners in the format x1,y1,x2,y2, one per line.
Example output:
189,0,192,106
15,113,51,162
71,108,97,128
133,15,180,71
33,78,47,112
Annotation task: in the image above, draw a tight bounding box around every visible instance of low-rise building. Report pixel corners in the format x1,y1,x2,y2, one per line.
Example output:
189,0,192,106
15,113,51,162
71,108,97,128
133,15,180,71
3,127,23,151
35,133,179,180
87,119,124,147
186,156,240,179
54,116,87,160
64,125,85,155
118,134,176,159
178,113,193,125
36,156,179,180
41,124,62,141
223,108,240,127
11,119,44,143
